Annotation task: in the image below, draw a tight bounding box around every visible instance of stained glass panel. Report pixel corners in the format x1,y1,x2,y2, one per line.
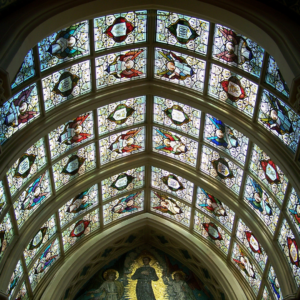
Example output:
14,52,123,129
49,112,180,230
244,176,280,235
99,127,145,165
11,49,35,89
42,60,91,111
7,260,23,299
262,286,271,300
1,84,39,145
98,96,146,136
52,143,96,191
0,212,13,262
150,190,191,227
200,146,243,194
250,144,288,204
94,11,147,51
287,188,300,235
154,47,206,91
62,209,100,252
13,170,51,228
156,11,209,54
208,64,258,117
102,167,144,202
196,187,235,231
258,90,300,153
268,266,282,300
153,127,198,167
194,210,231,255
212,24,264,77
103,191,144,225
29,238,60,291
24,215,56,266
49,111,94,159
14,282,28,300
153,96,201,138
6,138,46,196
0,181,6,217
59,184,98,228
151,166,194,203
96,48,147,89
38,21,89,71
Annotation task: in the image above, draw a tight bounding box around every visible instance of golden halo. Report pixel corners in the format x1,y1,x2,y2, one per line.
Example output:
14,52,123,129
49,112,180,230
103,269,119,280
172,270,186,280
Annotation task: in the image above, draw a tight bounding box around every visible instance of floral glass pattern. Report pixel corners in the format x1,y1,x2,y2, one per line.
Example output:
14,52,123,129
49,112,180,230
98,96,146,136
287,188,300,235
7,260,23,298
0,181,6,217
0,212,13,263
14,282,28,300
268,266,282,300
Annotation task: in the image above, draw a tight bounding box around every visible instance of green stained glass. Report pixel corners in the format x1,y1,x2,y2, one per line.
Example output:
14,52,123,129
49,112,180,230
14,282,28,300
0,181,7,217
0,212,13,263
268,266,282,300
261,286,271,300
7,259,23,298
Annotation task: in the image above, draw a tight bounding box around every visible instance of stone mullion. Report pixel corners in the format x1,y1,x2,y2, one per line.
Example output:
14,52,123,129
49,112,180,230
89,19,97,94
93,108,101,170
256,260,273,300
146,9,156,80
98,171,104,230
227,215,238,262
44,135,56,198
144,164,151,213
196,112,205,170
55,211,64,259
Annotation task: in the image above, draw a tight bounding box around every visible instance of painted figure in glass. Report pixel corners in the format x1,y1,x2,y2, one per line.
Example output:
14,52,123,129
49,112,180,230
111,192,142,214
270,276,281,299
153,192,183,215
233,248,255,279
34,241,58,274
109,128,142,153
67,189,92,213
198,189,226,217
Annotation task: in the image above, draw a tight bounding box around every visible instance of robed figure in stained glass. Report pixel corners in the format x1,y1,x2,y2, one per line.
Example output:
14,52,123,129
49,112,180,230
111,192,141,214
199,189,227,217
109,128,142,153
67,189,92,213
289,204,300,229
153,192,183,215
34,241,58,274
233,247,255,279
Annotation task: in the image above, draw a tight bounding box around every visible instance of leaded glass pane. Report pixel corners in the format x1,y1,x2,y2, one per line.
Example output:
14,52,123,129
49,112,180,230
38,21,89,71
11,49,35,89
13,170,52,228
204,114,249,164
287,188,300,235
194,210,231,255
52,143,96,191
7,259,23,298
99,127,145,165
153,127,198,167
0,212,13,263
268,266,282,300
156,11,209,54
98,96,146,136
200,146,243,194
62,209,100,252
250,144,288,204
103,191,144,225
42,60,91,111
258,90,300,153
102,167,144,202
196,187,235,231
244,176,280,235
208,64,258,117
96,48,147,89
94,11,147,51
1,84,40,145
153,96,201,138
49,111,94,160
151,166,194,203
14,282,28,300
262,286,271,300
59,184,98,228
0,181,7,217
6,138,46,196
154,47,206,91
212,24,264,77
150,190,191,227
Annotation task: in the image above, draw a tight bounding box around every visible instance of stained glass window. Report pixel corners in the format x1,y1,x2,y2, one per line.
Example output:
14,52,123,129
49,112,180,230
94,11,147,51
250,143,288,204
24,215,56,266
42,60,91,111
153,127,198,167
11,49,35,89
208,64,258,117
52,143,96,191
96,48,147,89
14,282,28,300
266,56,289,98
153,96,201,138
154,47,206,92
0,212,13,262
268,266,282,300
258,90,300,153
156,11,209,54
196,187,235,231
212,24,264,77
204,113,249,164
0,181,7,217
98,96,146,136
287,188,300,235
102,167,144,202
38,21,89,71
194,210,231,255
244,176,279,235
59,184,98,228
201,146,243,194
232,242,262,295
103,191,144,225
99,127,145,165
29,238,60,291
62,209,100,252
151,167,194,203
236,219,268,271
6,138,46,196
49,111,94,159
262,286,271,300
7,260,23,299
150,190,191,227
1,84,40,145
13,170,51,228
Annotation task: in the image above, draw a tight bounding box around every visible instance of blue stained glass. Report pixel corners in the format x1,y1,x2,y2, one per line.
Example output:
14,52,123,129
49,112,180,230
6,260,23,298
268,266,282,300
